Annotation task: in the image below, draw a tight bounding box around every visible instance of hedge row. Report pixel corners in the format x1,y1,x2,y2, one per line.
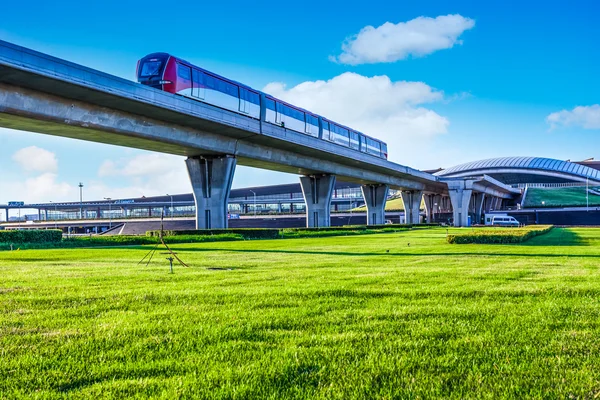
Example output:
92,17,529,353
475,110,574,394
447,225,553,244
147,228,280,240
148,224,439,238
283,224,409,232
0,229,62,244
0,233,245,250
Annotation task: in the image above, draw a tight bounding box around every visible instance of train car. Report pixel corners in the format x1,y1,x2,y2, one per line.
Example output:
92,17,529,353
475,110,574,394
137,53,388,159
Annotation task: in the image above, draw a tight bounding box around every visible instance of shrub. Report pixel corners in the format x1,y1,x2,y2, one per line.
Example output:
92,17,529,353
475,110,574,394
59,233,244,248
0,229,62,244
284,224,415,232
447,225,553,244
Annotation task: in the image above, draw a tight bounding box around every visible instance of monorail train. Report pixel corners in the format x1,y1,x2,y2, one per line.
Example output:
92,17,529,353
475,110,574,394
137,53,388,159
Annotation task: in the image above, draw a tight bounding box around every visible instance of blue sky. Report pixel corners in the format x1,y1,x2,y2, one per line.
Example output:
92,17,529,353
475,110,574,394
1,0,599,214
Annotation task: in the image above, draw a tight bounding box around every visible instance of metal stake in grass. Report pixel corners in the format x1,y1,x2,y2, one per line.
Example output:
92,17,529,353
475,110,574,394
138,209,190,269
166,256,174,274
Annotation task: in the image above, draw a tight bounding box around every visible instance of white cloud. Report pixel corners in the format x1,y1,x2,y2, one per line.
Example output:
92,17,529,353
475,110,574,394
263,72,449,163
98,154,296,194
0,173,75,204
96,153,191,197
546,105,600,130
332,14,475,65
12,146,58,173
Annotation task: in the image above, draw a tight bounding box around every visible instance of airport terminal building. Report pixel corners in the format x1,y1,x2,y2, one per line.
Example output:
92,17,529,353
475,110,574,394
3,156,600,229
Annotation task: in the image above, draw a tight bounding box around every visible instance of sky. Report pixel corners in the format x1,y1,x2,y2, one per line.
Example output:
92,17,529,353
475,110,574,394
1,0,599,217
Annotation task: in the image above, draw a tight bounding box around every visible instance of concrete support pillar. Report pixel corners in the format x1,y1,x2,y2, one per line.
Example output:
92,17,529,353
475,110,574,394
484,196,492,213
447,185,473,227
361,184,389,225
5,208,8,222
186,155,236,229
44,209,48,221
491,197,502,211
423,193,438,223
300,175,336,228
401,190,423,224
473,193,485,225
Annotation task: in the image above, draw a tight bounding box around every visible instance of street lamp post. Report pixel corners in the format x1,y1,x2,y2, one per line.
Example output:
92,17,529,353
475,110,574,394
78,182,84,219
104,197,112,229
249,190,257,217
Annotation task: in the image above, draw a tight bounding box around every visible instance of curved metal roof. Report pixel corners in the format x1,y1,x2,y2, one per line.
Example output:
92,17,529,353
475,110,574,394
435,156,600,183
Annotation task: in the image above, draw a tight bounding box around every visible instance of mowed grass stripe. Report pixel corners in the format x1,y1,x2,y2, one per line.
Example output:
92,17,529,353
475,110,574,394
1,227,600,399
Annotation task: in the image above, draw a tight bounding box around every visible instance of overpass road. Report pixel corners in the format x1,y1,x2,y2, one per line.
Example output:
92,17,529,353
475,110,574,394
0,40,517,228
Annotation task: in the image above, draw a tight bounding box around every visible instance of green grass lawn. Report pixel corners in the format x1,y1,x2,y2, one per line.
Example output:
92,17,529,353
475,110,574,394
2,227,600,399
524,186,600,208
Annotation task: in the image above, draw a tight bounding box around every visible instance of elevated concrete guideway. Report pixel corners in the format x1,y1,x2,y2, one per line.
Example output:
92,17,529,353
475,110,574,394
0,40,518,227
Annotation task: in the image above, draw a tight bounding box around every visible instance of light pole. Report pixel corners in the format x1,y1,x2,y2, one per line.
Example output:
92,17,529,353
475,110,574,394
249,190,257,217
104,197,112,229
78,182,84,219
166,194,174,217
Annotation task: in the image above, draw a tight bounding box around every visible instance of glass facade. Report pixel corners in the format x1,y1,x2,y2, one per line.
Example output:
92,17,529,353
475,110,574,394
26,183,392,221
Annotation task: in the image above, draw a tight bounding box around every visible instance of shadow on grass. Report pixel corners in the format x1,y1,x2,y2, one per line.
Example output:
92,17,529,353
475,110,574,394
523,228,587,247
173,247,600,258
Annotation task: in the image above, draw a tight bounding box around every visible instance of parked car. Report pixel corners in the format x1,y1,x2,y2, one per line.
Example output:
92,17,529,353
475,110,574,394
491,215,519,227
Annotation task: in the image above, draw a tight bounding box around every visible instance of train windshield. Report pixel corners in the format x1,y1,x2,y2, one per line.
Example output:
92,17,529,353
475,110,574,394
139,60,163,77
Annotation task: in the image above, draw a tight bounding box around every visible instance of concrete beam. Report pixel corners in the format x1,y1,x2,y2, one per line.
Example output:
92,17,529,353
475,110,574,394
300,175,336,228
361,184,389,225
186,155,236,229
401,190,423,224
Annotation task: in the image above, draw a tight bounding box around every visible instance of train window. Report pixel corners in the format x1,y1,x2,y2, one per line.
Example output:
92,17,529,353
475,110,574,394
306,114,318,126
140,60,162,77
322,120,331,140
332,124,349,137
240,88,260,105
192,69,205,99
265,98,276,110
349,131,360,150
331,124,350,146
360,134,367,152
381,143,388,158
220,80,239,97
366,137,381,155
279,103,304,120
177,64,191,80
204,74,216,90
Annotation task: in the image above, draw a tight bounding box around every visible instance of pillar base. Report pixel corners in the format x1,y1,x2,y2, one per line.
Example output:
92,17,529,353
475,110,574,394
401,190,423,224
300,175,336,228
186,155,236,229
361,184,389,225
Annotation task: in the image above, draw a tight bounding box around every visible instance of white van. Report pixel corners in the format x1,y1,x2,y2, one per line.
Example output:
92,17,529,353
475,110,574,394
491,215,519,227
